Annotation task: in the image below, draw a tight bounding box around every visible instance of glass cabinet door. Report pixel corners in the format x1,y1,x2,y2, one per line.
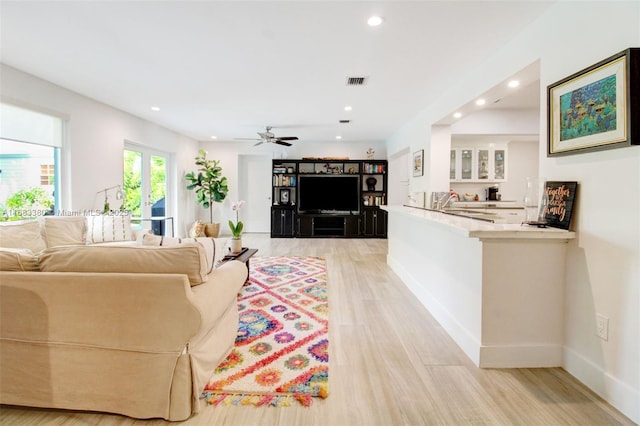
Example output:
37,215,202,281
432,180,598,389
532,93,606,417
494,149,505,180
461,149,473,180
450,150,456,180
477,149,489,180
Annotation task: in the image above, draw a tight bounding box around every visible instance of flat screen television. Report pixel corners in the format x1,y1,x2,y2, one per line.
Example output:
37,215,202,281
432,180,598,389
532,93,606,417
298,175,360,213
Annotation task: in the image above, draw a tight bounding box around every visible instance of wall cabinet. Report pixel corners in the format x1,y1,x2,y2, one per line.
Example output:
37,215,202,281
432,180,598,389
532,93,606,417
271,206,296,237
450,146,507,182
362,207,388,237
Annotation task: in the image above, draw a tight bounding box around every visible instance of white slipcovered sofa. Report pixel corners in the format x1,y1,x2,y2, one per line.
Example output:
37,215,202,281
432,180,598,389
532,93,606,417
0,216,247,421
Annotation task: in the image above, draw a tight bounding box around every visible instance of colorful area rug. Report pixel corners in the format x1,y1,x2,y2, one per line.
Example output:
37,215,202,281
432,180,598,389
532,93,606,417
201,256,329,407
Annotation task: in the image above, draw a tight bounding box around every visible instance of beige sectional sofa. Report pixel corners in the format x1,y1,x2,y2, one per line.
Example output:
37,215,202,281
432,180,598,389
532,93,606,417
0,216,248,421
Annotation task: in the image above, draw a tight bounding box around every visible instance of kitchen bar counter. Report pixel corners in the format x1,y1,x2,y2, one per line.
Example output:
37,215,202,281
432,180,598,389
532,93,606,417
390,204,574,238
382,205,575,368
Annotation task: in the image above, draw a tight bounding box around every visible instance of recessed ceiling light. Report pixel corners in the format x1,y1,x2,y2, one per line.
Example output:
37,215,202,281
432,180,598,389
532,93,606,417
508,80,520,88
367,16,383,26
475,99,486,106
336,135,342,140
150,106,160,111
210,136,217,139
453,112,462,119
344,105,353,111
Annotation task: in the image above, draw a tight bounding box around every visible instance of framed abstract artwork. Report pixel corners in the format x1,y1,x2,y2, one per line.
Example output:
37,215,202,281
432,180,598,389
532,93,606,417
547,48,639,156
413,150,424,177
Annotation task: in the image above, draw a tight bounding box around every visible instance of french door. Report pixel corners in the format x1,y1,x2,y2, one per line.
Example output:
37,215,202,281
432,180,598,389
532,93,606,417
123,144,172,235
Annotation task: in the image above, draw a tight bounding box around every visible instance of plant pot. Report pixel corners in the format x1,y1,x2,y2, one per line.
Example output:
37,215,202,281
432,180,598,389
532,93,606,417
230,237,243,253
203,223,220,237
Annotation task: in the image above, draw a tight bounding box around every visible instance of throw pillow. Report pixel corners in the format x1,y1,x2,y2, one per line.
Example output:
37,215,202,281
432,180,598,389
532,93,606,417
0,220,47,254
86,214,133,244
0,247,40,271
39,216,87,247
142,234,227,274
39,244,209,286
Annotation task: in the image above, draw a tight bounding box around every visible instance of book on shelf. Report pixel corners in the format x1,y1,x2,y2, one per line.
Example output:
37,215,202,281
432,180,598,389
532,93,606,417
273,174,296,186
363,163,385,174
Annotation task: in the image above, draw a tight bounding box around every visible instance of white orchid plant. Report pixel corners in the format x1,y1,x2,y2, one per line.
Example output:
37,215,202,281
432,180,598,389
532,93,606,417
228,200,245,238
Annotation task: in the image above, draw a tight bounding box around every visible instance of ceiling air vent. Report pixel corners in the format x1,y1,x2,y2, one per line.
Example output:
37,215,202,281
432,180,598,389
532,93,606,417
346,76,368,86
339,120,351,124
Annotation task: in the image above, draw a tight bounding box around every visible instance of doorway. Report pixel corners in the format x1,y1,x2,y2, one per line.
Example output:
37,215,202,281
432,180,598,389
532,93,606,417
388,147,410,206
238,154,271,233
123,143,173,235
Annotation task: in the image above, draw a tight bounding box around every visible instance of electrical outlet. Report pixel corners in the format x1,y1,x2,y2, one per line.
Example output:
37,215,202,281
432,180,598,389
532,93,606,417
596,314,609,341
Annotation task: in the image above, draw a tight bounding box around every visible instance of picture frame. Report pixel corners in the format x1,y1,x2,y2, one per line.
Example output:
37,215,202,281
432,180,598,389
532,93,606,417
543,181,578,230
279,188,290,204
547,48,639,157
413,149,424,177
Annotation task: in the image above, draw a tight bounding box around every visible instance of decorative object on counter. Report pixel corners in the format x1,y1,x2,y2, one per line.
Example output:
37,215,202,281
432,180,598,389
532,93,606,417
542,181,578,230
548,47,639,157
413,150,424,177
366,148,375,159
228,200,245,253
185,149,229,237
523,177,549,226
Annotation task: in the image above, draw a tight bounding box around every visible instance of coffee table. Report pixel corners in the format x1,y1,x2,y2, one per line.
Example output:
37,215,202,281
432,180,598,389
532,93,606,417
221,247,258,281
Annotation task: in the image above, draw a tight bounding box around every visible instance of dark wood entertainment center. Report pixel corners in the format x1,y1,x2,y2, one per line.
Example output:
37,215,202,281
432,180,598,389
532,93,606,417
271,159,388,238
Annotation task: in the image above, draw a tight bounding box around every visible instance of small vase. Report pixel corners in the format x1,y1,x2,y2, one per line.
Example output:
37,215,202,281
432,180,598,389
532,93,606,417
523,177,548,223
230,237,243,253
204,223,220,237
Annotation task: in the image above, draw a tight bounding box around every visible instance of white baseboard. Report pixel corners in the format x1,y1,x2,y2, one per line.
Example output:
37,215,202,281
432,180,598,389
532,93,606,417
564,347,639,424
479,344,563,368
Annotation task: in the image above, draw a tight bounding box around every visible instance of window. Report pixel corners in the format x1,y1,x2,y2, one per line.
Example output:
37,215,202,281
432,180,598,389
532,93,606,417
0,103,63,220
0,139,58,220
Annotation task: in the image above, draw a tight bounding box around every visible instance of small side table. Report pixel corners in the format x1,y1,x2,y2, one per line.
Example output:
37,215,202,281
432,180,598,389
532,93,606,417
221,248,258,282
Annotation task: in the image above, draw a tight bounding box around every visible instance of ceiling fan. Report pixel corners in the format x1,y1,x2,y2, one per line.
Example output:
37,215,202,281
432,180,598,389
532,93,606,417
235,126,299,146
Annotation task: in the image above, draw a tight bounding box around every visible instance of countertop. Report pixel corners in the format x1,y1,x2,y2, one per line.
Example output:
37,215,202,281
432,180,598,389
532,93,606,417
382,205,575,240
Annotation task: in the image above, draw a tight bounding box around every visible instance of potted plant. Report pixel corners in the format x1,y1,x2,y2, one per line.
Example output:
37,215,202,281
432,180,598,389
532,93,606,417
185,149,229,237
228,200,245,253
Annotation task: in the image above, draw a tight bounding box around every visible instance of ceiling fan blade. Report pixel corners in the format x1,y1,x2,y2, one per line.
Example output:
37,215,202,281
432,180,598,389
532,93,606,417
254,141,264,146
234,137,261,141
275,140,292,147
277,136,298,141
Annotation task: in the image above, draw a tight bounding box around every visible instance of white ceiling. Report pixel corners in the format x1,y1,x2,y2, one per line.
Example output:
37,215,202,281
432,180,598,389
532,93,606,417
0,1,550,144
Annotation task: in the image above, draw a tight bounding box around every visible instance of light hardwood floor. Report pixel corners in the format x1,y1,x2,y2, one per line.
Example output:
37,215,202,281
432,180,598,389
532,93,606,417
0,234,634,426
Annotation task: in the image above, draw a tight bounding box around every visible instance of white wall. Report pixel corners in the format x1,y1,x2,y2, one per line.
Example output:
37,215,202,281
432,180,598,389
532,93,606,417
1,65,201,236
386,1,640,422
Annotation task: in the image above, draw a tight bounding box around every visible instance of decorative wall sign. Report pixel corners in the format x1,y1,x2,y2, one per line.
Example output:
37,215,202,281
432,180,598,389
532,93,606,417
543,181,578,230
413,150,424,177
547,48,639,156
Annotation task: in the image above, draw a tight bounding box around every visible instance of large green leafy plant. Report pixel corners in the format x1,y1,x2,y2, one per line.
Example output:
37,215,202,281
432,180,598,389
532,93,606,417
185,149,229,223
